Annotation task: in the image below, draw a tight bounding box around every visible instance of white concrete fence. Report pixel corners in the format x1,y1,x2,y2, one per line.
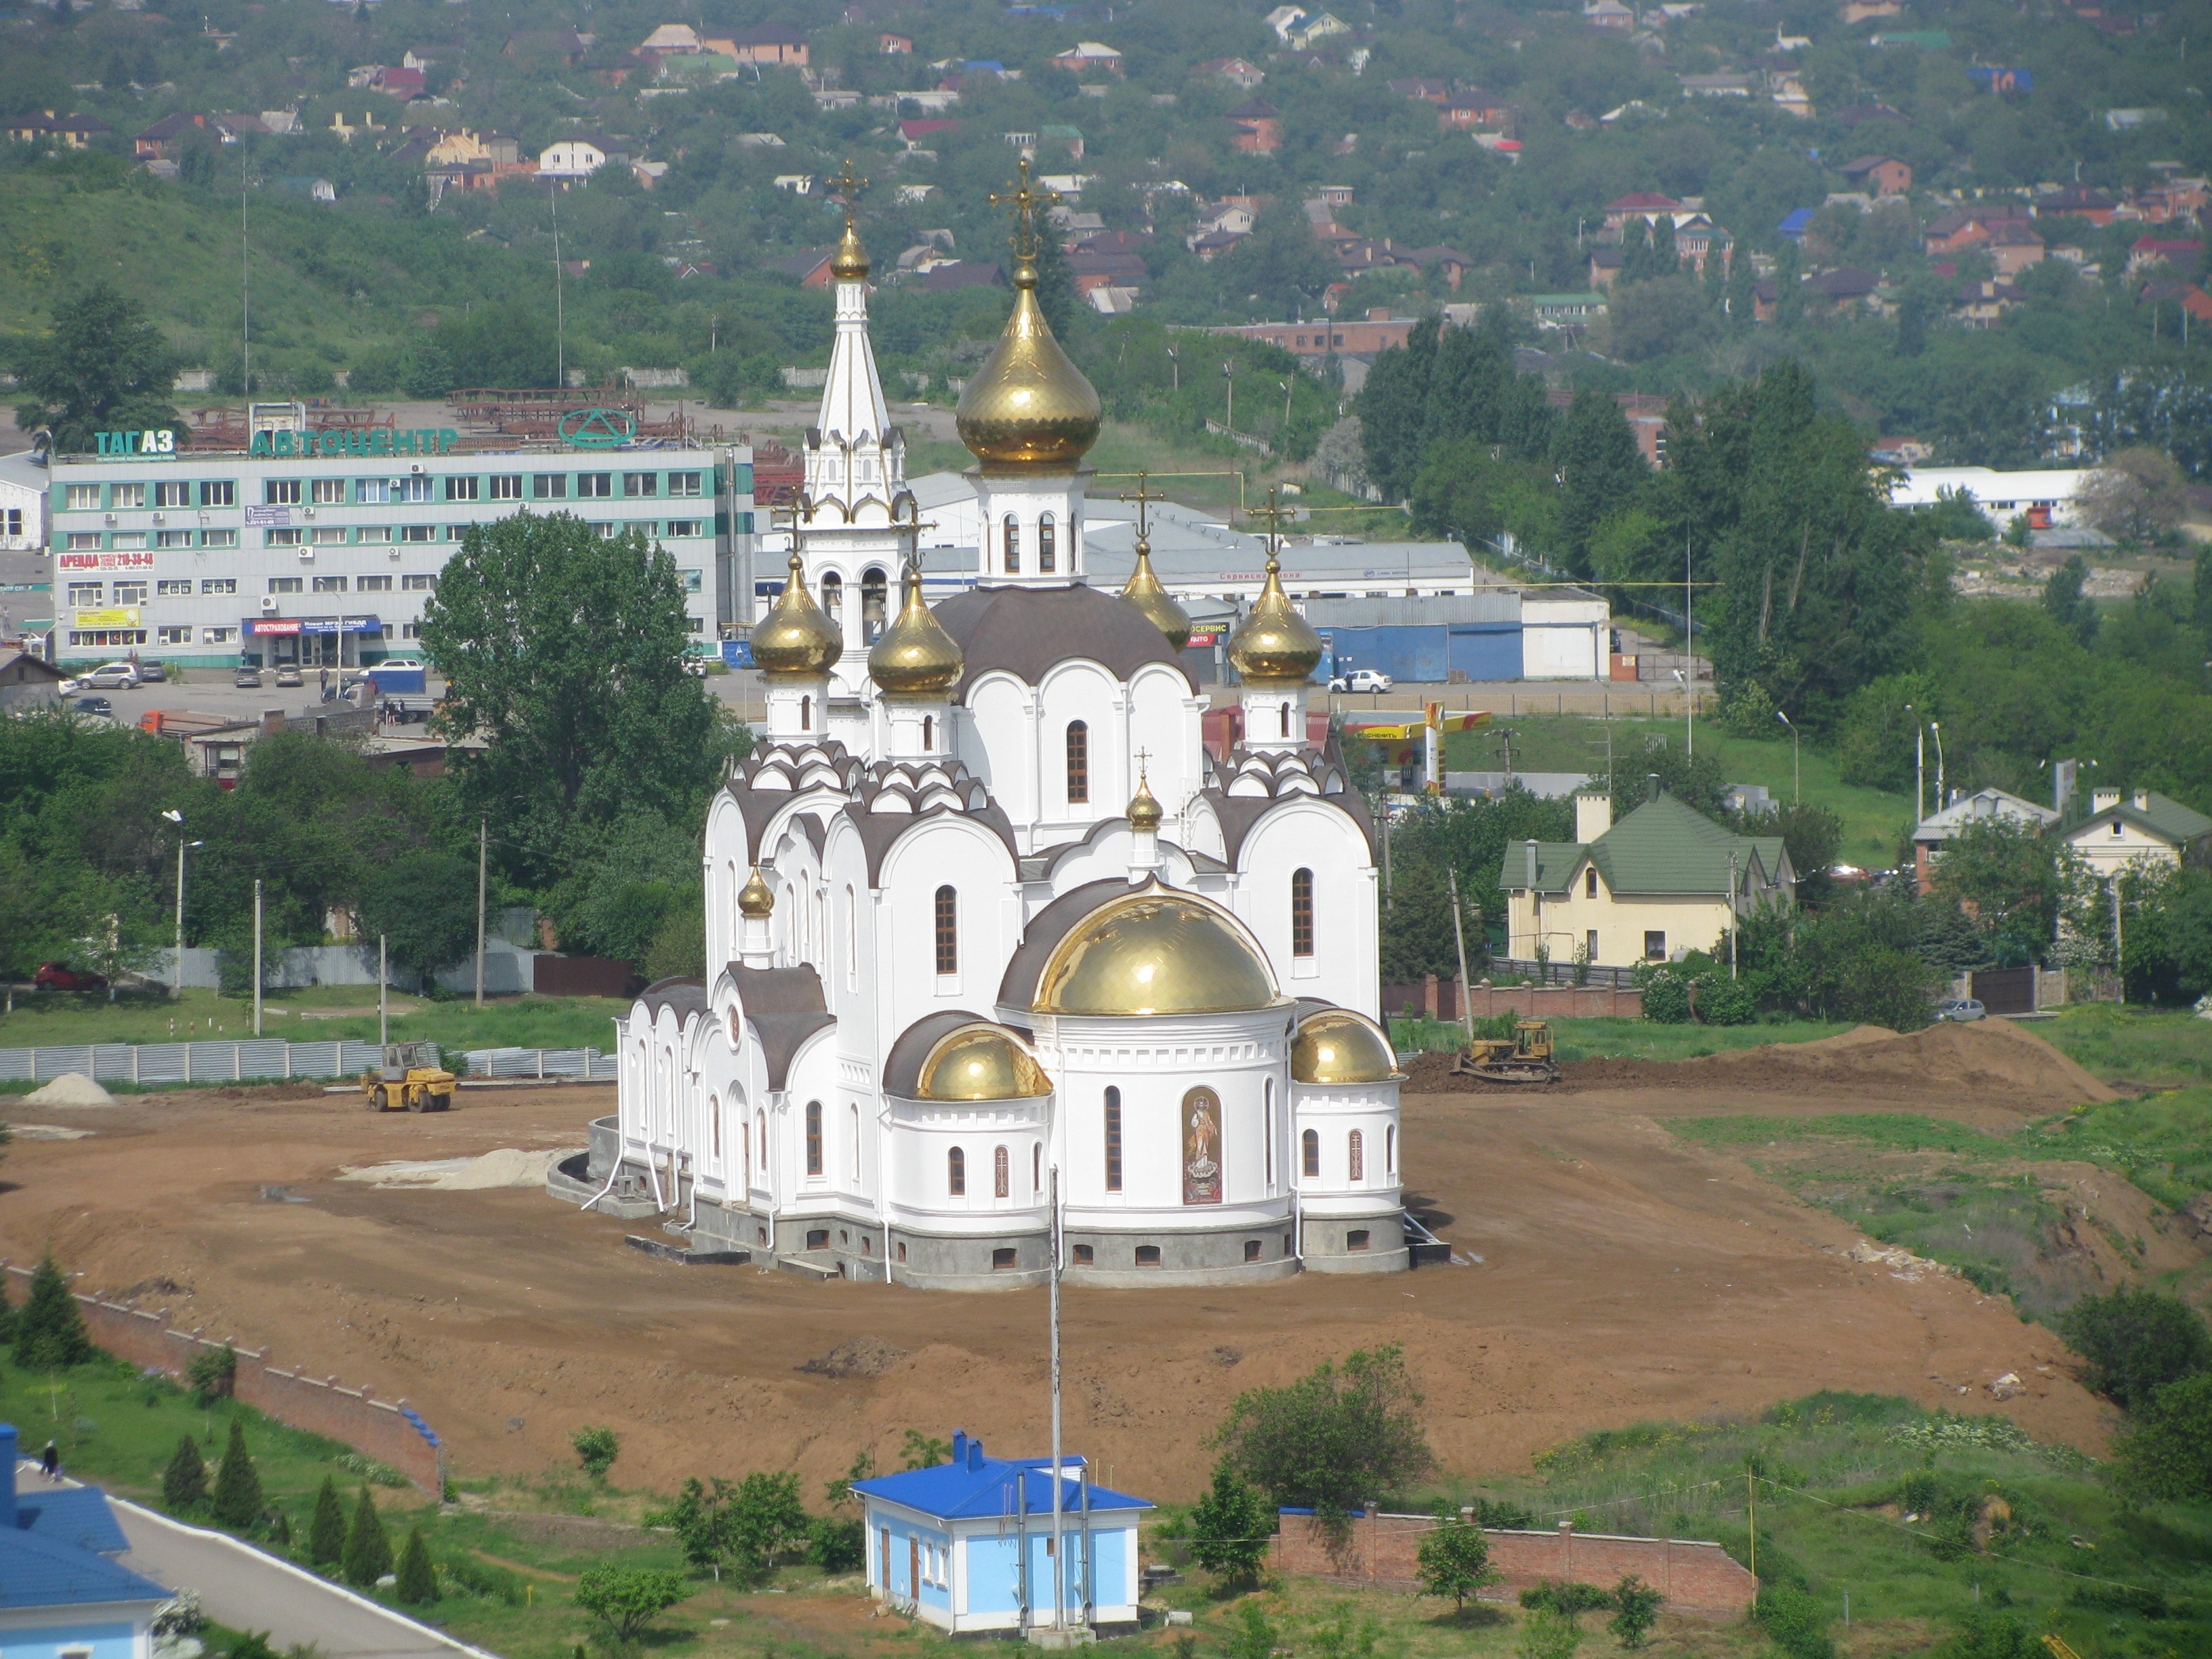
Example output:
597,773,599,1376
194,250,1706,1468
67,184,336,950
0,1041,615,1087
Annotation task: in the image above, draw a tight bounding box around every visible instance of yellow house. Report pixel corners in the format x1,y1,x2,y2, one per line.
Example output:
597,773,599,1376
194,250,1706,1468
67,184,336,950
2062,788,2212,883
1499,793,1795,968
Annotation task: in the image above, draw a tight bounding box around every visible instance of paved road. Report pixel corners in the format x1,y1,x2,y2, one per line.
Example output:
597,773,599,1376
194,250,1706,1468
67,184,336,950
112,1498,494,1658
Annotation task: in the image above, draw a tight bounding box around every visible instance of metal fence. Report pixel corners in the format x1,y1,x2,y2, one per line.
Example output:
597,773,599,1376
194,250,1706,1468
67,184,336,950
1486,958,1641,989
0,1041,616,1087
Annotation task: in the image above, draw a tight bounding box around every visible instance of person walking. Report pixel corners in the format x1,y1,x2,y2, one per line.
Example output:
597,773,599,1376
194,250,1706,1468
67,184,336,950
40,1439,59,1479
319,665,330,700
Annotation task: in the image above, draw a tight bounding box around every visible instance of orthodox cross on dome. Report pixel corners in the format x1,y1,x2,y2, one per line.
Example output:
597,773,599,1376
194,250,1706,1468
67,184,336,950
989,157,1061,271
1246,485,1294,569
827,157,869,223
1119,470,1166,547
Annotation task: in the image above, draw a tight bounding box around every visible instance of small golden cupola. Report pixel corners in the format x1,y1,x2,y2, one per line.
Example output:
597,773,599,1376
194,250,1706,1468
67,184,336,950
1117,474,1191,648
867,561,963,696
737,867,775,918
1225,550,1324,687
954,163,1103,473
830,216,870,283
750,553,844,679
1126,772,1163,832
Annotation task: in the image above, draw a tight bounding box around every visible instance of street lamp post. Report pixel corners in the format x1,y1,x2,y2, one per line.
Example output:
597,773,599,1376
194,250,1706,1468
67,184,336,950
1223,361,1235,434
1775,710,1799,806
1930,721,1945,807
1166,345,1179,392
159,811,202,1001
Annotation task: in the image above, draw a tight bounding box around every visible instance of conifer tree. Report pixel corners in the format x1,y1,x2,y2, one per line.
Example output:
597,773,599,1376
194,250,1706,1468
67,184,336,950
342,1486,394,1586
308,1475,348,1567
162,1433,209,1511
15,1254,91,1370
211,1418,265,1530
394,1526,438,1605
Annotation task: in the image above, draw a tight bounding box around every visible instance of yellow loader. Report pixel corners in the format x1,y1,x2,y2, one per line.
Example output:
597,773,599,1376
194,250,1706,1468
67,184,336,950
361,1040,456,1113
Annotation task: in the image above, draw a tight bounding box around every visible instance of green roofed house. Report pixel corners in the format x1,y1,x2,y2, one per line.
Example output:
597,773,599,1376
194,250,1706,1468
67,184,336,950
1500,792,1795,969
2062,787,2212,884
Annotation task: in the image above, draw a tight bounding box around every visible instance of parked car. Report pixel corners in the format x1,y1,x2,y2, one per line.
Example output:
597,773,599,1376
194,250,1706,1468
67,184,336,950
274,665,304,687
68,695,114,718
1933,998,1987,1022
369,656,428,675
80,661,142,690
683,656,711,678
1329,668,1393,693
234,666,264,688
136,659,169,683
33,962,107,993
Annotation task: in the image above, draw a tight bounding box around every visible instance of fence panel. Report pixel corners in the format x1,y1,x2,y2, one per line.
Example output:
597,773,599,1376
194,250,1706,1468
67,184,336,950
0,1038,388,1088
461,1046,615,1081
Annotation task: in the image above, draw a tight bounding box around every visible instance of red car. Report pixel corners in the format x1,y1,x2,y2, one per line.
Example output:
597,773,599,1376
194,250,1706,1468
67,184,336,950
33,963,107,992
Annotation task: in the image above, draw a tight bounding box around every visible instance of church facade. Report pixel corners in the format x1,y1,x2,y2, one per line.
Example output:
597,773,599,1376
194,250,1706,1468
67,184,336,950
592,176,1405,1289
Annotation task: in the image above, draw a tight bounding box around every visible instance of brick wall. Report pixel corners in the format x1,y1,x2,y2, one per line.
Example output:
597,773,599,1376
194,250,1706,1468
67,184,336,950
1381,978,1644,1021
1269,1509,1754,1614
8,1265,445,1496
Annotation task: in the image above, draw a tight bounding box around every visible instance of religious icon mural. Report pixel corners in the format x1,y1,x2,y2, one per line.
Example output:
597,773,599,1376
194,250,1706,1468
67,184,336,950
1182,1086,1222,1205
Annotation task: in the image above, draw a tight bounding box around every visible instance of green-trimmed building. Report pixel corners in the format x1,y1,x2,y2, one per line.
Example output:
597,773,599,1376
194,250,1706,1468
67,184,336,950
1500,792,1795,968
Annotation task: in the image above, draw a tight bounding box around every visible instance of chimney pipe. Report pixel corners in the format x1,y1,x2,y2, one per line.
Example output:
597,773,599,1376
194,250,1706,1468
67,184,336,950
1524,838,1538,890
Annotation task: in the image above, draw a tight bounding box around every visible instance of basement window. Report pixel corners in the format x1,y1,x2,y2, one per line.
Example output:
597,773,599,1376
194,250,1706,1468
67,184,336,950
1072,1244,1094,1265
992,1248,1017,1270
806,1228,830,1250
1134,1245,1162,1267
1347,1229,1371,1252
1244,1240,1263,1263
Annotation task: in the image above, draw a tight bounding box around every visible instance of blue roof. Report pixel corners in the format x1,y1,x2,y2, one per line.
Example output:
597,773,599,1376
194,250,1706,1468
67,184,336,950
0,1526,168,1610
1778,208,1814,238
17,1487,131,1555
854,1443,1151,1521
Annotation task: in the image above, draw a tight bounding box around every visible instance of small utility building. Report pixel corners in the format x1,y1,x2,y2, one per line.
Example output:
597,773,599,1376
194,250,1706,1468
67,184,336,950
852,1431,1149,1635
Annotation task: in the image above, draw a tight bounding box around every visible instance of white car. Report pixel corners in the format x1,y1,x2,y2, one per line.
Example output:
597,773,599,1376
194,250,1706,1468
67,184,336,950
1329,668,1393,693
80,661,143,690
369,657,428,674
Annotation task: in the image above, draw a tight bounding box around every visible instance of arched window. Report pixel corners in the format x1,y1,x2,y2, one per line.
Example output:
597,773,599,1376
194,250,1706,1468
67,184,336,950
1039,512,1057,573
994,1145,1010,1198
851,1103,862,1180
1279,701,1292,739
1301,1128,1319,1179
1033,1142,1042,1195
821,570,843,618
1585,866,1598,898
934,885,957,975
1103,1087,1122,1192
799,693,812,731
1348,1128,1364,1182
861,567,888,642
1065,720,1089,804
806,1101,823,1175
922,714,934,750
1291,867,1314,957
1264,1080,1275,1187
1003,515,1021,574
743,1118,752,1189
728,1006,741,1046
1386,1124,1396,1175
846,884,857,985
947,1146,966,1196
710,1094,722,1159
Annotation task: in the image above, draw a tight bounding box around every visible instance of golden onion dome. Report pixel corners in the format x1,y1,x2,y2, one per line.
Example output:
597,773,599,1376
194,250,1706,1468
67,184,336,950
750,554,843,679
1126,773,1163,832
1226,554,1324,688
867,562,962,696
1119,539,1192,650
918,1024,1052,1101
737,867,775,918
830,217,870,283
1034,886,1278,1017
954,261,1103,474
1291,1010,1401,1085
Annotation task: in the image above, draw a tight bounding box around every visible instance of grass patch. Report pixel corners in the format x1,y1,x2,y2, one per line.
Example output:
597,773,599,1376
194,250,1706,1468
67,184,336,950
1669,1113,2025,1158
2036,1003,2212,1088
1390,1014,1858,1060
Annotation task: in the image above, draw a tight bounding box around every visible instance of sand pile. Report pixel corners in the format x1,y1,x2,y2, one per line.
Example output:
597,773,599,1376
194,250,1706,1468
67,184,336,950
339,1148,575,1189
19,1072,117,1107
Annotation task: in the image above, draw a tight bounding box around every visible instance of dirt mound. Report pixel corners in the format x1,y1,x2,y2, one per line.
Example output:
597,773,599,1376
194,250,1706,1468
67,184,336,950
798,1336,911,1378
1408,1019,2113,1112
18,1071,117,1108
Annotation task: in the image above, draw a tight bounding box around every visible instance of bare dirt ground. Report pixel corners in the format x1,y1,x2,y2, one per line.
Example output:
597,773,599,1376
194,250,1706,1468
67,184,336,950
0,1025,2139,1504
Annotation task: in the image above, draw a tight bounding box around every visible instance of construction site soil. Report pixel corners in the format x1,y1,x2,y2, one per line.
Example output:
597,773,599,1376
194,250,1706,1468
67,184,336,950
0,1023,2148,1502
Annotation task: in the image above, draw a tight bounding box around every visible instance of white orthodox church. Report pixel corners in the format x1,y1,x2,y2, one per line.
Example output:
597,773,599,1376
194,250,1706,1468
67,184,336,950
584,179,1406,1288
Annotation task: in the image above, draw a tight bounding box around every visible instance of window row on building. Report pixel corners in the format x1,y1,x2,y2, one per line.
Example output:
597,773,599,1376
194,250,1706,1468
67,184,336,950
58,470,709,512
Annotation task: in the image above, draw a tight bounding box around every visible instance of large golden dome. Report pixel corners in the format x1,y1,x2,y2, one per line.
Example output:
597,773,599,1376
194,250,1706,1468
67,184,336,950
1291,1010,1400,1085
1120,539,1192,650
954,265,1102,474
1226,554,1323,687
750,554,842,679
868,562,962,695
918,1024,1052,1101
1033,885,1278,1017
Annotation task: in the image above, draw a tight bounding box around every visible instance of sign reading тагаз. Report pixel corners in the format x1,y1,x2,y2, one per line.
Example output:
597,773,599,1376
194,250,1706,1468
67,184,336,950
90,428,463,457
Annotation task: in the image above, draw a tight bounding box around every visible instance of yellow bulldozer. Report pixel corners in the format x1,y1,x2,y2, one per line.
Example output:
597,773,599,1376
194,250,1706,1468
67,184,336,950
1451,1019,1561,1085
361,1040,456,1113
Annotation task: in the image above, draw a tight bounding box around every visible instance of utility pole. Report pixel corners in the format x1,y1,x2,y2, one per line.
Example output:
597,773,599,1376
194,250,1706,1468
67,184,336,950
1931,721,1945,806
1908,704,1923,822
1727,851,1739,980
379,935,389,1048
1447,867,1475,1042
2112,878,2124,988
1685,533,1694,759
1776,710,1799,805
1048,1163,1066,1633
474,817,488,1008
252,878,264,1037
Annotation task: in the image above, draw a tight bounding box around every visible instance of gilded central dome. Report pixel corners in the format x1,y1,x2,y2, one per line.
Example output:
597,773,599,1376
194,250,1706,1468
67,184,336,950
1291,1010,1400,1085
955,266,1103,473
750,554,843,679
918,1024,1052,1101
1033,886,1279,1016
868,562,962,695
1120,539,1192,650
1226,554,1324,687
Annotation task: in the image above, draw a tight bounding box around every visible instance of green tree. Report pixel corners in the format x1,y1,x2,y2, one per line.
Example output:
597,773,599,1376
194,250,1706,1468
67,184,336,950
1515,1604,1583,1659
14,1254,91,1369
901,1429,951,1469
1607,1575,1663,1648
394,1526,438,1605
356,854,478,988
574,1563,693,1642
808,1511,866,1572
342,1486,394,1587
11,283,182,454
307,1475,348,1568
210,1419,265,1530
1378,859,1467,985
655,1476,735,1573
729,1470,811,1576
1189,1457,1272,1586
2057,1286,2211,1413
1414,1508,1494,1612
2040,555,2100,648
1929,817,2078,968
1211,1344,1434,1519
2115,1371,2212,1500
1553,387,1648,579
572,1424,621,1479
420,516,725,888
163,1434,209,1511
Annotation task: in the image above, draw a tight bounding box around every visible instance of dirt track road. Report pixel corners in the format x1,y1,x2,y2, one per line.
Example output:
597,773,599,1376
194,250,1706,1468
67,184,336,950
0,1041,2120,1502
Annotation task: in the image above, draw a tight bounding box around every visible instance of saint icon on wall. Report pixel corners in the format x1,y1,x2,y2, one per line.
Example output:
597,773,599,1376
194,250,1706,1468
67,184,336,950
1182,1086,1221,1205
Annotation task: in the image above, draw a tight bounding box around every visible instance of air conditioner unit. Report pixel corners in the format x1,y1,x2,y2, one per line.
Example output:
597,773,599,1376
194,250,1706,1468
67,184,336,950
104,513,117,525
152,512,165,525
409,462,426,475
298,547,315,560
260,596,281,613
302,507,315,518
388,547,403,559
